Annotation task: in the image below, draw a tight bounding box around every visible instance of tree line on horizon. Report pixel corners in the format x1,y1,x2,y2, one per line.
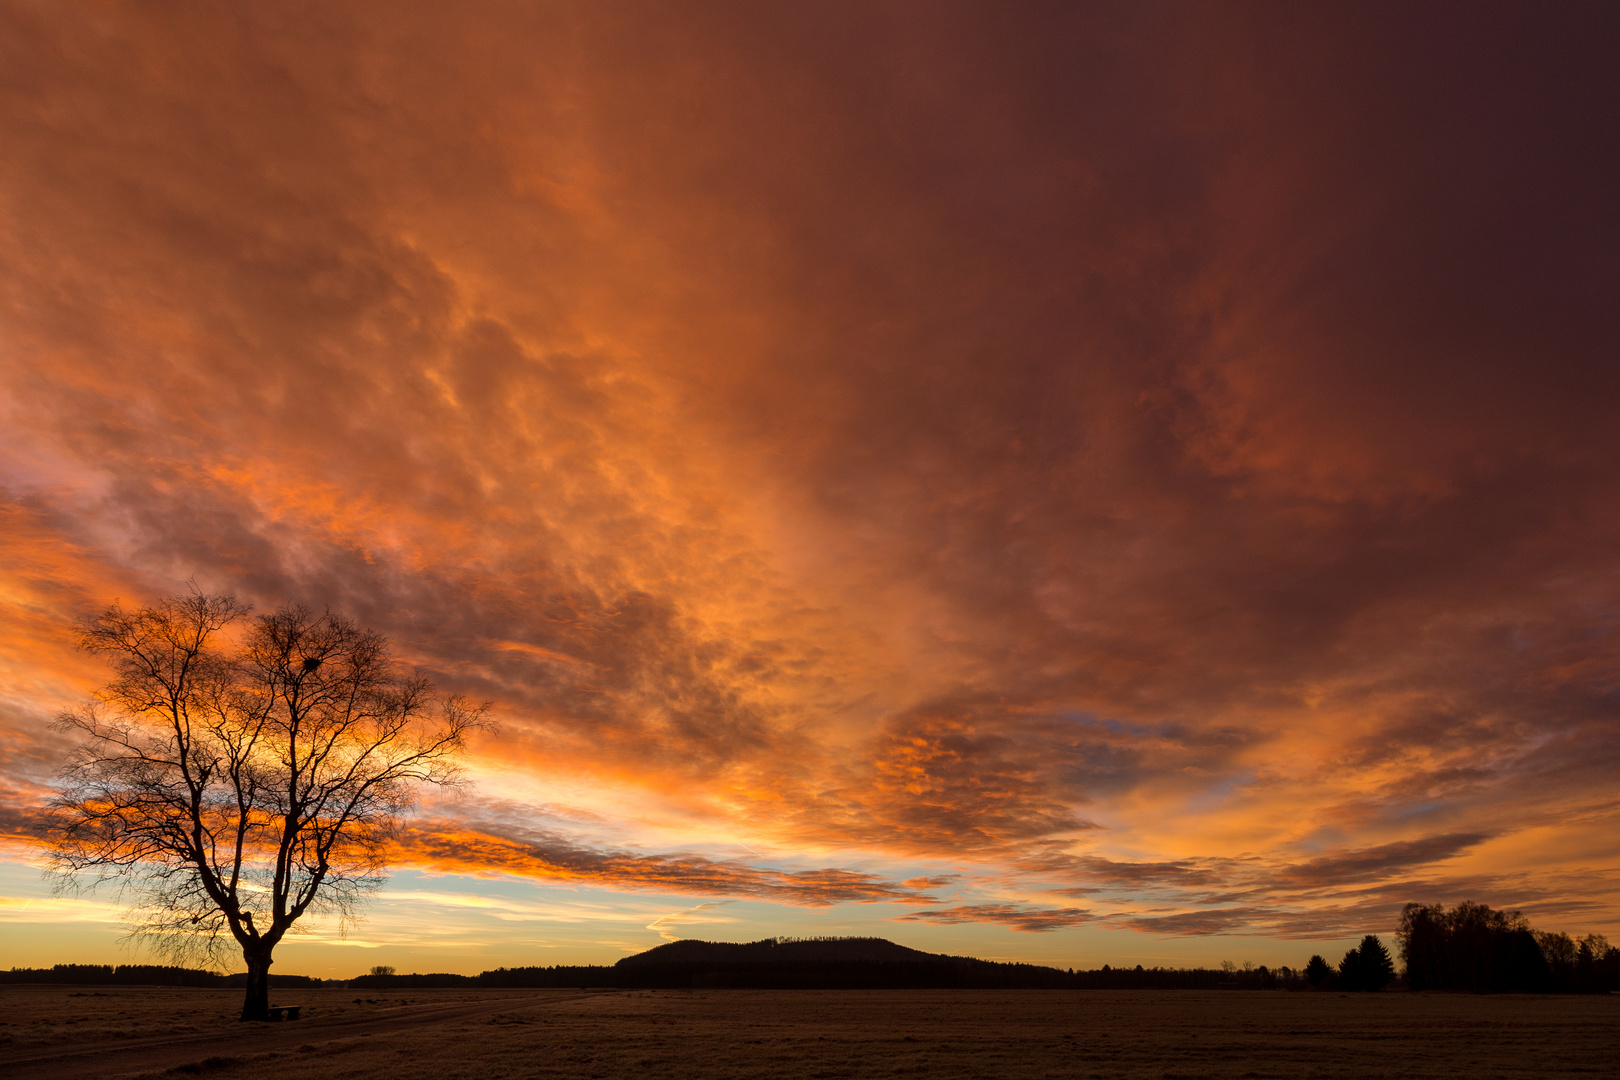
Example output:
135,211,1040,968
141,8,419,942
9,903,1616,993
1296,902,1618,993
0,964,324,989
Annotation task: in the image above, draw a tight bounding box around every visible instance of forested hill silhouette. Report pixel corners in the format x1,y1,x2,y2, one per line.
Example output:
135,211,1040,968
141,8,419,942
610,936,1068,989
618,936,934,968
607,936,1053,989
398,938,1292,989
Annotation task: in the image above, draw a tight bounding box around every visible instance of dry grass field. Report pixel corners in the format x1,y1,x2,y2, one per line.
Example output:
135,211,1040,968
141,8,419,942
3,985,1615,1080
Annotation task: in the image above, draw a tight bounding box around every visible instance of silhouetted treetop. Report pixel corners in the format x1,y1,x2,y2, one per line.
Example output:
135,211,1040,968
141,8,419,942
1396,901,1616,993
1338,934,1395,991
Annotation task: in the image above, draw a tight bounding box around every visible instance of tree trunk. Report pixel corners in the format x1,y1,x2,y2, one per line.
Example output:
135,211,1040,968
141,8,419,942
240,947,272,1022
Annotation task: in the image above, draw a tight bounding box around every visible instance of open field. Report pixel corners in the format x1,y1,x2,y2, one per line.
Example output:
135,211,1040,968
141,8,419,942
3,985,1616,1080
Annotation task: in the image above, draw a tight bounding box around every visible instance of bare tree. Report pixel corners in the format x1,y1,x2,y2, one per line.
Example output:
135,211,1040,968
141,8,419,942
42,592,488,1021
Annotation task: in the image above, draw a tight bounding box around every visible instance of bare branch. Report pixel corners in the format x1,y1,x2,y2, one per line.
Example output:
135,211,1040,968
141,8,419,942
41,592,491,1021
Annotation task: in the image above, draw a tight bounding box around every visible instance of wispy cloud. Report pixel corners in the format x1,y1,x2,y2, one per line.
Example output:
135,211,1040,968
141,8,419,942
392,821,943,907
896,904,1097,934
646,901,737,942
0,895,124,924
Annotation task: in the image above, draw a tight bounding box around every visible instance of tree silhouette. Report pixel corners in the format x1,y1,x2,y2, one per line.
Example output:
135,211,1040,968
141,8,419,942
1398,903,1449,990
43,593,487,1021
1574,935,1610,994
1398,901,1553,992
1538,930,1579,985
1304,953,1334,987
1346,934,1395,990
1337,944,1364,988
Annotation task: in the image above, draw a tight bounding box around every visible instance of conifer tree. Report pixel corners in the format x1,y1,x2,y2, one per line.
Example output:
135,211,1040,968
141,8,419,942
1338,945,1365,989
1304,954,1334,987
1357,934,1396,990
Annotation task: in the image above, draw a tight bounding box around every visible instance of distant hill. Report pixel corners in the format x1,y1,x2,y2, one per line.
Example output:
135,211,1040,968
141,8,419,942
474,936,1086,990
474,941,1351,990
616,936,936,968
607,936,1073,989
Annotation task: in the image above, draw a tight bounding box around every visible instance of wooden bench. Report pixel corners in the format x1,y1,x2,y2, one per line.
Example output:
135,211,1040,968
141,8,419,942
265,1004,303,1021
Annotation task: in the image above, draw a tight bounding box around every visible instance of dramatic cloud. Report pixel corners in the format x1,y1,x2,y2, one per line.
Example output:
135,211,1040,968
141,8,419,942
1274,834,1494,889
394,820,941,908
2,0,1618,959
897,905,1096,934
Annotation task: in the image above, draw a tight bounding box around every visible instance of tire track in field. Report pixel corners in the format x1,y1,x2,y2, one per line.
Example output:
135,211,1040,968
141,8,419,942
8,991,596,1080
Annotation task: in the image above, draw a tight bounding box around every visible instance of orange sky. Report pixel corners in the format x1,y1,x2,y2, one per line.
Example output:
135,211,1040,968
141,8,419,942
3,1,1619,973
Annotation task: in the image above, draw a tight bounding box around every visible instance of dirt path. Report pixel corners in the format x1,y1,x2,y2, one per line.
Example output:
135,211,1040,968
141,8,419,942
8,993,588,1080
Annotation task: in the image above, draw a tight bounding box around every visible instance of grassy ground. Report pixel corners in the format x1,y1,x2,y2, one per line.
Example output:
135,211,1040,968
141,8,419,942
1,985,512,1053
3,985,1616,1079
